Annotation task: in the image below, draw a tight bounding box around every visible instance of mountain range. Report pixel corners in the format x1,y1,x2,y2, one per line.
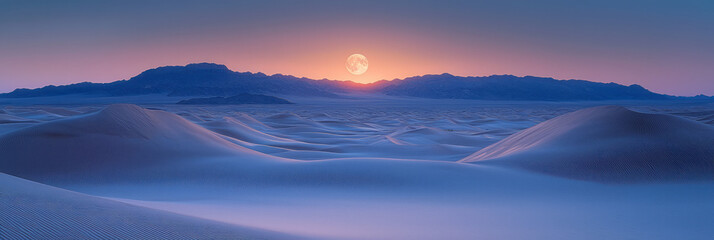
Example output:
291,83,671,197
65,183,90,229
0,62,696,101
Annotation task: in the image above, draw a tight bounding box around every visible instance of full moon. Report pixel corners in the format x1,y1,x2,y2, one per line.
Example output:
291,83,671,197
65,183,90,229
346,54,368,75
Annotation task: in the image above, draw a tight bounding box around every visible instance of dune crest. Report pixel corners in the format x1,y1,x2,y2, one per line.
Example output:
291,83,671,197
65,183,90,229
0,104,274,181
461,106,714,182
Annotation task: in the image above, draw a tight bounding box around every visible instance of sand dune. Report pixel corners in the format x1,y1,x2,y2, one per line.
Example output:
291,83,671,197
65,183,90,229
0,104,277,182
7,109,64,121
1,101,712,239
670,109,714,125
386,126,494,147
461,106,714,182
0,173,297,239
231,112,275,130
262,113,325,128
204,117,301,144
0,113,37,124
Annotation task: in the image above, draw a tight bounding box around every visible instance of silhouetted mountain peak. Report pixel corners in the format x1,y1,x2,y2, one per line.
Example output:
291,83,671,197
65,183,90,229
184,63,230,70
135,63,231,77
373,73,670,101
0,62,692,101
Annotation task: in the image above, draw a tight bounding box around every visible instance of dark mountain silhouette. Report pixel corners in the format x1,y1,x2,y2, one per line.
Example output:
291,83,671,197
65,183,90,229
0,62,687,101
1,63,342,98
371,73,670,100
177,93,293,105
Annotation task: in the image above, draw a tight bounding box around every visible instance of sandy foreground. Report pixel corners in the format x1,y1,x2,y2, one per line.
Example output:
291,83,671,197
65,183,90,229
1,99,713,239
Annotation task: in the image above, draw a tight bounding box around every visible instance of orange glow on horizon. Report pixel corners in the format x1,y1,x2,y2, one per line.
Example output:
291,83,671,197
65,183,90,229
206,26,500,84
1,19,710,96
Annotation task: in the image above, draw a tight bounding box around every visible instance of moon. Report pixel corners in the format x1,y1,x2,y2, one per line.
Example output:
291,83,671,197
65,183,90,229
346,54,368,75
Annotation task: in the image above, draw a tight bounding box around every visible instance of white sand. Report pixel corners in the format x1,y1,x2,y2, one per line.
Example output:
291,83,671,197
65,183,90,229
1,100,713,239
0,173,300,239
461,106,714,182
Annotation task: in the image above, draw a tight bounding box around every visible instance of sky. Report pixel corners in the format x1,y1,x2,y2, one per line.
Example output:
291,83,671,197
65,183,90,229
1,0,713,96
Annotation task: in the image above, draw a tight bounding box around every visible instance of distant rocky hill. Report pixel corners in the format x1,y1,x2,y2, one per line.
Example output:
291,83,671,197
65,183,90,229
1,63,343,98
0,62,691,101
177,93,292,105
371,74,669,100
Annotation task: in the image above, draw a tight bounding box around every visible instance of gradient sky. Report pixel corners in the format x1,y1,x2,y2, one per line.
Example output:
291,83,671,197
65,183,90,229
1,0,713,95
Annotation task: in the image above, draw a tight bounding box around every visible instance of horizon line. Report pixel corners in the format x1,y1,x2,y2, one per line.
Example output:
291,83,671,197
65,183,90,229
2,62,710,97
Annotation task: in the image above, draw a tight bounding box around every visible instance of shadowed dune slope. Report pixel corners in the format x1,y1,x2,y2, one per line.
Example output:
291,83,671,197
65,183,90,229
0,113,37,124
203,117,301,145
201,117,331,152
0,173,295,240
460,106,714,182
386,126,493,146
0,104,276,181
